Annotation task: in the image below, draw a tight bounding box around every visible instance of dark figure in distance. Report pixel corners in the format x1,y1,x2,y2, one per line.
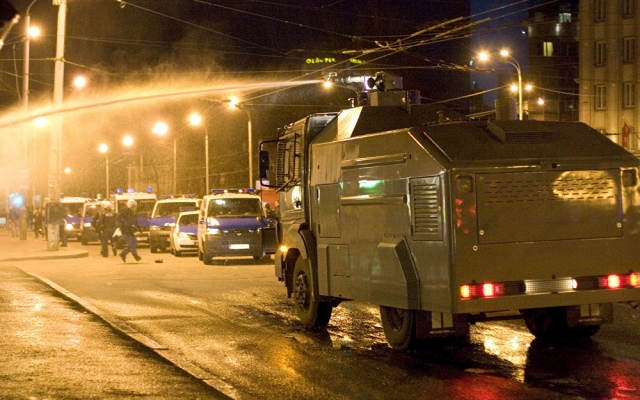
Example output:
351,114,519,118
117,199,141,262
94,201,118,257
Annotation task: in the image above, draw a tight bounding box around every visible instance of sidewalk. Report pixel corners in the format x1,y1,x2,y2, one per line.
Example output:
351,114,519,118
0,229,88,261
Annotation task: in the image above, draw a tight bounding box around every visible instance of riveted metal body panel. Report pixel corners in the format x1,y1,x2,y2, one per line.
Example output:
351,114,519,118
269,107,640,320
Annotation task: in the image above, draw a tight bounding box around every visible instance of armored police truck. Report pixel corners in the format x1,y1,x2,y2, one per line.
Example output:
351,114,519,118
259,75,640,349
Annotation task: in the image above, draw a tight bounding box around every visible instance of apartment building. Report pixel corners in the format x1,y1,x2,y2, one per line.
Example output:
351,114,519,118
579,0,639,151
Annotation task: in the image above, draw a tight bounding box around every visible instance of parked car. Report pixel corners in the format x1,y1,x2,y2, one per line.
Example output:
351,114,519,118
149,197,199,253
169,210,199,257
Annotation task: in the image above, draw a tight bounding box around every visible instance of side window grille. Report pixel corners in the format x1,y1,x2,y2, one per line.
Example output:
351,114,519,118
411,177,443,241
276,134,300,188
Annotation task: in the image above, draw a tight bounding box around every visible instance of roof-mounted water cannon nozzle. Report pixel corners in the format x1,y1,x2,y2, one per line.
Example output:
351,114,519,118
365,72,403,92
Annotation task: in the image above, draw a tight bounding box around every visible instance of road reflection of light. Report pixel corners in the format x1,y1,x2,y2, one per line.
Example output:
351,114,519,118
608,372,638,398
473,322,533,383
33,302,42,311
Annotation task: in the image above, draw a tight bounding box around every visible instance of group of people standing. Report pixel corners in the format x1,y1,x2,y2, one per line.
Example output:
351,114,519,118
90,198,142,262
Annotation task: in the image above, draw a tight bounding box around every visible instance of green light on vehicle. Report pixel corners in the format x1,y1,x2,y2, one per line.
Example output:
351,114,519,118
358,180,382,189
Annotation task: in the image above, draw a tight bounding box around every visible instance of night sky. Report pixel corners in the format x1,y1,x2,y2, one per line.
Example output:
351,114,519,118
0,0,480,197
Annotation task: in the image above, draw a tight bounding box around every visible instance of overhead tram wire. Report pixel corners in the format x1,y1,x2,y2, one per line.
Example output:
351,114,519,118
114,0,289,57
109,0,548,111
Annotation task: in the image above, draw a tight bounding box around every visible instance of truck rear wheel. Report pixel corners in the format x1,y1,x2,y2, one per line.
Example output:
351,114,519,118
293,257,332,329
522,307,600,339
380,306,416,350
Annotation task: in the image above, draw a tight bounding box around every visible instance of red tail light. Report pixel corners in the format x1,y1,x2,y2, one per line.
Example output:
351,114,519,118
460,282,504,300
606,275,621,289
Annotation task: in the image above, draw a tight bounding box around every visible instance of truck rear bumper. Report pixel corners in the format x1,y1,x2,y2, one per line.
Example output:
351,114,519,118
455,287,640,314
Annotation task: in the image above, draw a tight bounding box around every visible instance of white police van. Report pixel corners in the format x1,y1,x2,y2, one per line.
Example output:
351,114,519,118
197,189,276,264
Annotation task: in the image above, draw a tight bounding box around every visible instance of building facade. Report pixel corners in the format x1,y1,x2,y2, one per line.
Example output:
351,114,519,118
579,0,639,151
524,1,579,121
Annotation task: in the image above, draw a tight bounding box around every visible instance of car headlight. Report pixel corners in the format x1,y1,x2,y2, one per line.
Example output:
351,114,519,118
207,228,220,235
177,232,190,238
84,222,92,227
65,223,73,230
150,225,160,231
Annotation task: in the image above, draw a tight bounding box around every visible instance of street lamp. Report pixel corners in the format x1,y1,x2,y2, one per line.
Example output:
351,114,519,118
73,75,87,90
478,49,524,120
227,99,253,188
188,112,210,195
122,135,134,190
98,143,109,197
152,121,175,194
23,0,40,111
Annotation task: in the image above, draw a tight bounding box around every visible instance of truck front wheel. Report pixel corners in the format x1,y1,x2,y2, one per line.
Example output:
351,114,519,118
293,257,332,329
380,306,416,350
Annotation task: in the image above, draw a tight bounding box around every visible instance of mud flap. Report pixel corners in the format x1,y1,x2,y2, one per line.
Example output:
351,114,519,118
415,310,470,339
263,226,277,254
566,303,613,326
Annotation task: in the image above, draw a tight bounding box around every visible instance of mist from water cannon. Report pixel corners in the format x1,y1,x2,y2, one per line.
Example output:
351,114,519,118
0,75,322,200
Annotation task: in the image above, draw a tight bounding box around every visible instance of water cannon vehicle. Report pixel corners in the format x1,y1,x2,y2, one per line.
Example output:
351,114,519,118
258,71,640,349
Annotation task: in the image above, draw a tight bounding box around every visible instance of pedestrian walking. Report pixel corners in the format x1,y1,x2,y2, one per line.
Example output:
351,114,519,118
8,206,19,238
117,199,141,262
95,201,118,257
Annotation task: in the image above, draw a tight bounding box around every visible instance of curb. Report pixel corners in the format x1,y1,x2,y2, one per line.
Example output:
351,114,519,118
19,268,239,400
1,251,89,262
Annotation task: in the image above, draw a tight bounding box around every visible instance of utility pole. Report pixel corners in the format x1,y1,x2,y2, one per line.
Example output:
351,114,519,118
47,0,66,251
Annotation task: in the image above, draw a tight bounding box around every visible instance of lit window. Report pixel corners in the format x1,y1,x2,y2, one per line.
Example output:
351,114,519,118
543,42,554,57
559,12,571,23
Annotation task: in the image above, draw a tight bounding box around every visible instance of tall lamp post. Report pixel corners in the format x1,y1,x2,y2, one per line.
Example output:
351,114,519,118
478,49,524,120
46,0,67,251
152,121,174,193
227,99,253,188
188,112,209,195
98,143,109,198
122,135,134,190
23,0,40,111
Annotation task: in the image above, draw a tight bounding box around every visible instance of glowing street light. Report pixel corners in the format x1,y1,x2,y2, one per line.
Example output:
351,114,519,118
152,121,169,136
122,135,133,147
478,49,524,120
73,75,87,89
152,121,175,193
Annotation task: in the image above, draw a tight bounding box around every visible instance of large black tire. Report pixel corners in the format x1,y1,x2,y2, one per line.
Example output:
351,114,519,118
521,307,601,340
292,257,332,329
203,249,213,265
379,306,416,350
522,308,566,339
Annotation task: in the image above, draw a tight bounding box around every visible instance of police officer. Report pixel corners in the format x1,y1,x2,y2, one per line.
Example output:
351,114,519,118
117,199,141,262
95,201,117,258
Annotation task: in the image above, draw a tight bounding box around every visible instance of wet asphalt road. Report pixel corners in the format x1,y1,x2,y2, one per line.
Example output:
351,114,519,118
0,265,226,399
9,240,640,399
